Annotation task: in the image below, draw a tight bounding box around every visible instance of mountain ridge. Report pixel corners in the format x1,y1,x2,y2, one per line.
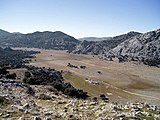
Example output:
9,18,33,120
70,31,141,55
0,28,160,66
0,30,80,51
0,29,12,37
108,28,160,66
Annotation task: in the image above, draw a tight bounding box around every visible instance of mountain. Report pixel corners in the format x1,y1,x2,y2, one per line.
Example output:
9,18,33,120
109,28,160,67
78,37,112,41
12,32,23,35
0,30,80,51
0,28,160,66
0,29,12,37
70,31,141,55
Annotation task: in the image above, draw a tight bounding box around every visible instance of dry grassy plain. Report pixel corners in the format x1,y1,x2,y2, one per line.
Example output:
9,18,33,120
15,48,160,104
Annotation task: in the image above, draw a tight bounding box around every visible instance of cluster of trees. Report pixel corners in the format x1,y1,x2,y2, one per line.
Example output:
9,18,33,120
141,59,160,67
51,82,88,99
0,67,16,79
117,54,160,67
0,67,9,75
0,47,40,68
0,47,88,99
23,66,63,85
23,66,88,99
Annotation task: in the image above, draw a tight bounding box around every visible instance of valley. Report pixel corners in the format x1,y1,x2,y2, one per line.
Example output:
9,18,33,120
15,48,160,105
1,0,160,119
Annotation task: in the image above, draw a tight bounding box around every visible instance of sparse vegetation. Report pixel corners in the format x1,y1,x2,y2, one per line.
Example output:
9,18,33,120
64,72,107,96
143,58,160,67
37,93,52,100
100,94,109,101
0,47,40,68
26,86,35,96
6,73,17,79
0,96,10,107
0,67,9,75
23,66,88,99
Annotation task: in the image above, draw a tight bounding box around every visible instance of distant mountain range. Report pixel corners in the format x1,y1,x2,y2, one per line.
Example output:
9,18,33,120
0,29,12,36
78,37,112,41
0,28,160,66
0,30,79,51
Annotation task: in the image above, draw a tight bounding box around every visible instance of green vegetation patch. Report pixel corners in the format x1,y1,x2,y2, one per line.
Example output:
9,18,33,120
23,66,88,99
64,72,107,96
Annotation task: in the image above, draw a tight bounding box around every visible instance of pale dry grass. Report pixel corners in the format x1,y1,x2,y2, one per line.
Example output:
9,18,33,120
13,48,160,104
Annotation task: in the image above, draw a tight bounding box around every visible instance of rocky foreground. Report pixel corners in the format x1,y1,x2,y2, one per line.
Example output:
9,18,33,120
0,78,160,120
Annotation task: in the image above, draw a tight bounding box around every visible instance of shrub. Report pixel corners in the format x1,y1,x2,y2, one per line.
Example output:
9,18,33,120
26,86,35,96
0,67,9,75
64,87,88,99
24,71,31,78
37,94,52,100
6,73,17,79
100,94,106,98
0,96,10,107
51,82,64,91
100,94,109,101
64,87,76,97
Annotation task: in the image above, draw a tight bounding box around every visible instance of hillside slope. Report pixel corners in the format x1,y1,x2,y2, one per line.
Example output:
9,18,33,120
70,32,140,55
0,31,80,51
109,28,160,66
0,29,12,37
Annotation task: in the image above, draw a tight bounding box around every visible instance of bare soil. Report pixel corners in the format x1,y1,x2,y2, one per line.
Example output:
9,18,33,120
14,48,160,104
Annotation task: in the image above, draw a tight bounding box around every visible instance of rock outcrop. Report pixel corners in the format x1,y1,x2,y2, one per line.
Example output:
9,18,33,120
109,29,160,67
70,31,140,55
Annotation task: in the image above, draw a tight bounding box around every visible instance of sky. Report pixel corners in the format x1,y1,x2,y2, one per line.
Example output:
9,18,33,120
0,0,160,38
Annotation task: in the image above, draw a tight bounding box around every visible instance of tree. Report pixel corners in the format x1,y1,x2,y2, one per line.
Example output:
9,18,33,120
6,73,17,79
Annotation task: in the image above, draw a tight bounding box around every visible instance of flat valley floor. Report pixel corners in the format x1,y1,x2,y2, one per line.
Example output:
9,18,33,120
15,48,160,105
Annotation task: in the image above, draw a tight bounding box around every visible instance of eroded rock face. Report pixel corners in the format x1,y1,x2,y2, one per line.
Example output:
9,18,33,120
110,29,160,66
70,32,140,55
70,28,160,67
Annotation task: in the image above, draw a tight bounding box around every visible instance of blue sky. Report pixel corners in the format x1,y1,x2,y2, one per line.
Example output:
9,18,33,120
0,0,160,38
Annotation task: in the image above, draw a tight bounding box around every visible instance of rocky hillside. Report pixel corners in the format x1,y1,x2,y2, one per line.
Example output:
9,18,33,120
109,28,160,67
0,67,160,120
0,47,159,120
70,31,140,55
0,29,11,37
0,31,80,51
